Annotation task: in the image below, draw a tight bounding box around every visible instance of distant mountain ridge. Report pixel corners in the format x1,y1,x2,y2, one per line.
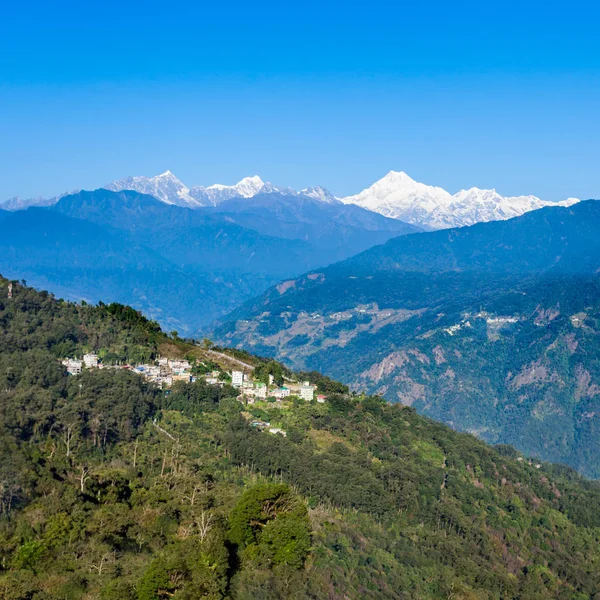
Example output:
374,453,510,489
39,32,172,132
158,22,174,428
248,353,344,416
105,171,280,208
340,170,580,229
0,188,418,332
2,169,582,230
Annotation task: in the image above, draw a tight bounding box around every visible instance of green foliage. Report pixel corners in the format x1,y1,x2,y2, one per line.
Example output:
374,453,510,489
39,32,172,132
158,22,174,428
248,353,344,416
255,360,285,386
259,513,311,569
229,484,311,571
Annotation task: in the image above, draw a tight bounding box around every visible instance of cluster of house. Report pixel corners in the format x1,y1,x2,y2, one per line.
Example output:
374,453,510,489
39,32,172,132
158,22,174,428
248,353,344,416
231,370,326,404
61,354,195,387
133,357,194,387
61,355,327,404
61,353,100,375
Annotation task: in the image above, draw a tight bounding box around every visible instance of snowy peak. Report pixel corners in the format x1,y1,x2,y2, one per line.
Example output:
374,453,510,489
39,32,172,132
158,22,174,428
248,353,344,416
4,170,583,226
104,172,339,207
341,171,455,225
301,185,340,204
341,172,581,229
105,171,203,208
448,187,581,228
195,175,273,205
206,175,265,195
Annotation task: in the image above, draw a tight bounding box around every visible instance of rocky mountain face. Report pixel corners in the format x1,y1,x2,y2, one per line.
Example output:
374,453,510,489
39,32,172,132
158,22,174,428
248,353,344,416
341,170,580,229
104,170,203,207
211,200,600,476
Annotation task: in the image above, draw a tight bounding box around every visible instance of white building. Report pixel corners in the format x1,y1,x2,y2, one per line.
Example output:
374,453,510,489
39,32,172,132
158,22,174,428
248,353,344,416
232,370,244,388
170,359,191,374
254,383,267,399
268,427,287,437
271,387,291,399
62,358,82,375
300,385,315,401
83,353,99,368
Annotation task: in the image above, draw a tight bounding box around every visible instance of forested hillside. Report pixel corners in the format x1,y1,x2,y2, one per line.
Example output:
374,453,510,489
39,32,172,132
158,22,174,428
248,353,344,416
212,201,600,476
2,277,600,598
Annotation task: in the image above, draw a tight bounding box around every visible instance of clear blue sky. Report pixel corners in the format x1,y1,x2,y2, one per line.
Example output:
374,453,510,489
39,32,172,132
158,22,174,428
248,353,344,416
1,0,600,201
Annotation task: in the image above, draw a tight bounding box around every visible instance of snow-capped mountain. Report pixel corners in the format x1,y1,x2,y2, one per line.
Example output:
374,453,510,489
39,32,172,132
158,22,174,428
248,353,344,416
2,171,338,212
106,171,287,207
447,188,580,229
2,169,582,229
301,185,340,204
190,175,277,206
341,170,580,229
105,171,202,208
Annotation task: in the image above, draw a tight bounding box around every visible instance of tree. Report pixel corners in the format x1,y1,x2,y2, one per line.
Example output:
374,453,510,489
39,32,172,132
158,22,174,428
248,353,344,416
228,484,311,570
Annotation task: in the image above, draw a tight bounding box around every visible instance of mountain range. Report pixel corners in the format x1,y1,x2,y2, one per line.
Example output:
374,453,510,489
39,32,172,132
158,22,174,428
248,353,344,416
106,171,277,208
211,199,600,476
0,188,417,332
2,169,580,230
340,170,580,229
4,169,599,476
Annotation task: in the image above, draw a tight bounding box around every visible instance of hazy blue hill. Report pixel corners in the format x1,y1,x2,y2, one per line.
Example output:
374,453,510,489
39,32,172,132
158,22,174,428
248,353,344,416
0,188,419,334
52,189,316,276
333,199,600,275
0,208,228,331
211,200,600,476
211,191,421,262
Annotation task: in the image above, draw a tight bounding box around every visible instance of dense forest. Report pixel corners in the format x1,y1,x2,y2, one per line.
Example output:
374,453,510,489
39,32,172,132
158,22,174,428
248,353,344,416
3,277,600,598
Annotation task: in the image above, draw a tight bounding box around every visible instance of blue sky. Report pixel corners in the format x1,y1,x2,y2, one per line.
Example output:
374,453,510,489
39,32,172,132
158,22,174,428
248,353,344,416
1,0,600,200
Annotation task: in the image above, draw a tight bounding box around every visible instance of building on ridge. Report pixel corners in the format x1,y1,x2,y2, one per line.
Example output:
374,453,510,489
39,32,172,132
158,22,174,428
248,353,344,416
62,358,83,375
300,384,315,401
232,370,244,388
83,353,99,368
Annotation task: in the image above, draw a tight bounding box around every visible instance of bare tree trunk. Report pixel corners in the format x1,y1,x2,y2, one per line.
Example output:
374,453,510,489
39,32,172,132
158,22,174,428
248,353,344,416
79,466,89,493
196,510,214,540
161,450,168,477
133,439,139,469
63,423,76,458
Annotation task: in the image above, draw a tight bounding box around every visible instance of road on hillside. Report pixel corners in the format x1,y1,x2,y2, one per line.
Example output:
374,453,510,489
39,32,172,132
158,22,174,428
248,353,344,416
201,348,255,371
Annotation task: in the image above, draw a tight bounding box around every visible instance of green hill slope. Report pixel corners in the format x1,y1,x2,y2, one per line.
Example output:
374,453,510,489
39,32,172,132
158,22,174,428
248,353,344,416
2,278,600,599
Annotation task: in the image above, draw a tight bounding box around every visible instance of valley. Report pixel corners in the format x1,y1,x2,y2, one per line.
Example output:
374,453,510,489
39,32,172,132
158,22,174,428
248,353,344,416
212,201,600,476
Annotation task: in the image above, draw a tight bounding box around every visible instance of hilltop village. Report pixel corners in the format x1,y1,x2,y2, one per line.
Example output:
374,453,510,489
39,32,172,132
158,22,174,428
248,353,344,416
61,353,326,405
